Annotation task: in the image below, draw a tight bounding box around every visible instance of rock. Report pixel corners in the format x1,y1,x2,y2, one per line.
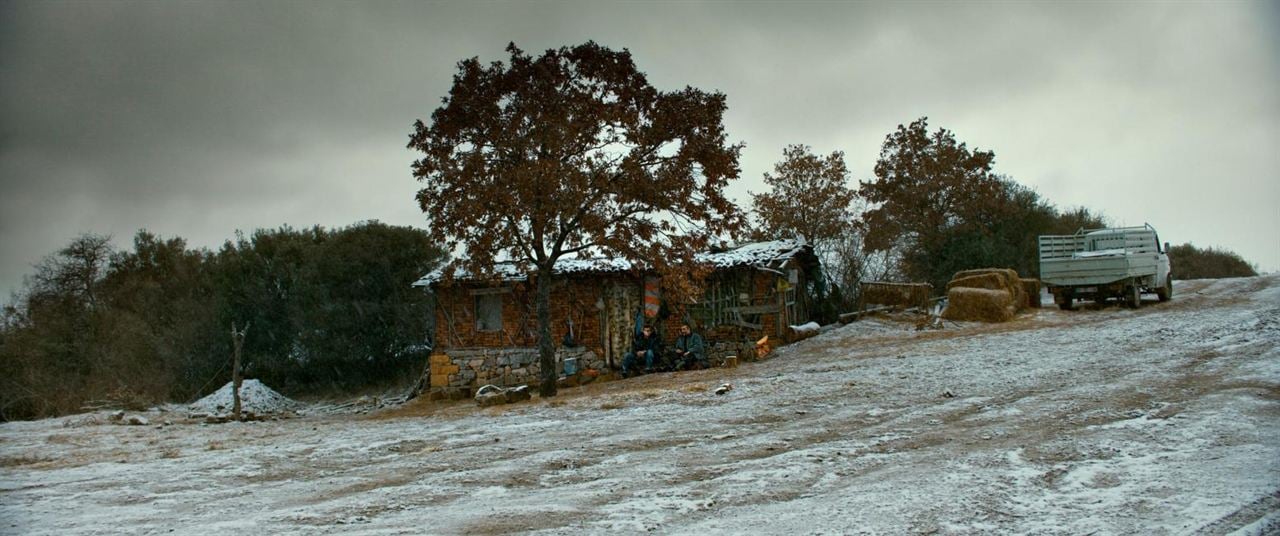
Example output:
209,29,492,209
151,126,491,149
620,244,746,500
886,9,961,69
475,384,509,407
476,392,506,407
504,385,531,403
125,415,149,426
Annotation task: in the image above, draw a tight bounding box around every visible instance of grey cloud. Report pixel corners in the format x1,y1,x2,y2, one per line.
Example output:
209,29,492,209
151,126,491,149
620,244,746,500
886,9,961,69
2,1,1277,298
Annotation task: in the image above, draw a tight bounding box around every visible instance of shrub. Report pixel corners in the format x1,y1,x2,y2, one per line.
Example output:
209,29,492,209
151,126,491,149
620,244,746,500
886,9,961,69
1168,244,1257,280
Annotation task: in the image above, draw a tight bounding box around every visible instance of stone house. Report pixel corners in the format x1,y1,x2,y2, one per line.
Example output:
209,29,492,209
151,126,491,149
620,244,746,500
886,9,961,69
413,239,820,399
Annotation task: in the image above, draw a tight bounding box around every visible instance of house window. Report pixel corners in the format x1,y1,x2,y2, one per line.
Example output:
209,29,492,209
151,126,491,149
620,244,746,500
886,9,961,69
475,294,503,332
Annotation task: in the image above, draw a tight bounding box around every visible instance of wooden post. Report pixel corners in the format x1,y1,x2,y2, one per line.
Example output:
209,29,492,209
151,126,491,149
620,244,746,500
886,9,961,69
230,322,249,421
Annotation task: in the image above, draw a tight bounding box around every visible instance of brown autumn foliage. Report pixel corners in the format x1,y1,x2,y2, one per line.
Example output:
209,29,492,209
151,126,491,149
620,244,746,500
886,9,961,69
861,117,1005,269
750,144,860,321
408,42,745,397
859,117,1108,290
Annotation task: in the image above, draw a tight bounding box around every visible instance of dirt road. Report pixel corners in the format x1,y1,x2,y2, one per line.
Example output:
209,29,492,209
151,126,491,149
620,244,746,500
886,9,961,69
2,276,1277,535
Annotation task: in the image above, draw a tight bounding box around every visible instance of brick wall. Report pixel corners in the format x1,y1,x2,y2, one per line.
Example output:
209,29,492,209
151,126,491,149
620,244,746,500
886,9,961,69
432,275,627,356
428,262,807,370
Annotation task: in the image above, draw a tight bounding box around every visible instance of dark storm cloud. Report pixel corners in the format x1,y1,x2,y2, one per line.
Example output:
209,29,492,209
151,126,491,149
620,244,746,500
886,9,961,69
2,1,1277,298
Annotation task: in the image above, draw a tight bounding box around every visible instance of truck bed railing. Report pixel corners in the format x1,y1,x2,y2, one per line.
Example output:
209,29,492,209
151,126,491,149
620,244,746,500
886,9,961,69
1039,223,1160,260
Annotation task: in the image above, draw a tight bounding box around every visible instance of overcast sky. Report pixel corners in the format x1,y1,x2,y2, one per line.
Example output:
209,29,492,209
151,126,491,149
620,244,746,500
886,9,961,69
2,1,1277,298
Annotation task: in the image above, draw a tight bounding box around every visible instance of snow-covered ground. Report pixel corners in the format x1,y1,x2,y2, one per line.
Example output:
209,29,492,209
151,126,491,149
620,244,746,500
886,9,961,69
2,276,1277,535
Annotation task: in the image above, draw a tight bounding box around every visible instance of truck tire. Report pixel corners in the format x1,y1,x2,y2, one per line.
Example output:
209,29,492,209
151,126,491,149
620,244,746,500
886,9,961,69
1127,284,1141,309
1057,290,1075,311
1156,276,1172,302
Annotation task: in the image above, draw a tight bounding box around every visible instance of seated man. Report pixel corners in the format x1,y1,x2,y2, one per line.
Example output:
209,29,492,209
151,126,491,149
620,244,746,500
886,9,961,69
621,325,663,377
672,323,708,370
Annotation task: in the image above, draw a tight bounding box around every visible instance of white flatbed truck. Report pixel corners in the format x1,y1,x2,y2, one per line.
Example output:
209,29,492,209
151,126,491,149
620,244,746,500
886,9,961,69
1038,224,1173,310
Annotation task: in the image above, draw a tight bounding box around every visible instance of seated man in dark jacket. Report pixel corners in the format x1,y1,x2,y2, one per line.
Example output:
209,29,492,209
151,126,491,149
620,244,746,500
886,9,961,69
672,323,708,370
622,325,663,377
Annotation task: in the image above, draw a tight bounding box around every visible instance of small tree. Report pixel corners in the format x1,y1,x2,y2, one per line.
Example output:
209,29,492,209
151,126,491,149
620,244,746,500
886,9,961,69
751,144,857,247
409,42,744,397
751,144,858,319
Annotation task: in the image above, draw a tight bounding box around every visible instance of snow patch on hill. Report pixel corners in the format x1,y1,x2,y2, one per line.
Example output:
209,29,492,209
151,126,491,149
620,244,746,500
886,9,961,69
189,379,299,414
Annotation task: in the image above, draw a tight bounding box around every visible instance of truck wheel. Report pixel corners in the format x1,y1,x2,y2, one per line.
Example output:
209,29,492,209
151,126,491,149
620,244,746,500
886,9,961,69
1156,277,1172,302
1057,291,1075,311
1127,284,1141,309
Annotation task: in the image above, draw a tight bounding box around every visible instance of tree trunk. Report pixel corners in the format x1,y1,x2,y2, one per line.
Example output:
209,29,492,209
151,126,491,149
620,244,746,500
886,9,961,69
230,323,247,421
536,268,557,398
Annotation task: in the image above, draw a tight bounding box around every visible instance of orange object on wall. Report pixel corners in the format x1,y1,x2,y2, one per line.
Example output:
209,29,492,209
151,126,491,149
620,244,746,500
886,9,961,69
643,276,661,317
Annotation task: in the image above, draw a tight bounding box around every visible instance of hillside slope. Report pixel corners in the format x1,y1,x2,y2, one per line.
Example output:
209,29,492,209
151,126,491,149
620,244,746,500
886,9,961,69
2,276,1277,535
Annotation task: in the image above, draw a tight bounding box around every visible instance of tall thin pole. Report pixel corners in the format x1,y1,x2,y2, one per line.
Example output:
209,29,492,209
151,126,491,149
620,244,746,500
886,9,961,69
230,323,249,421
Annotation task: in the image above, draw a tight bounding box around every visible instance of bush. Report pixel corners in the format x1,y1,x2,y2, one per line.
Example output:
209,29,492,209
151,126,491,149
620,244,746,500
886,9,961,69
1168,244,1257,280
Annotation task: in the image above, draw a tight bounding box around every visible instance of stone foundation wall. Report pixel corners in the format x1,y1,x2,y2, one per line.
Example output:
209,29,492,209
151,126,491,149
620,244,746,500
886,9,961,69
427,346,607,400
424,339,767,400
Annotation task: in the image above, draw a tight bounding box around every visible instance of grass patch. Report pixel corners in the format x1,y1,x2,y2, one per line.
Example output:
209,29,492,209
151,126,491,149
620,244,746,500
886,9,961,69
0,454,52,467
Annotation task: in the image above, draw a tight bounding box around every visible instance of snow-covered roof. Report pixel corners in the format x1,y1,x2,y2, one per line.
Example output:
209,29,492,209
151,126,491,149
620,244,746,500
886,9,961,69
414,238,811,287
697,238,810,269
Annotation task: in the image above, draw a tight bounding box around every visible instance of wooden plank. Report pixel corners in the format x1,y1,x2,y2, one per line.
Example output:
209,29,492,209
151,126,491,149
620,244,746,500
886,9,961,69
729,318,762,330
725,303,781,315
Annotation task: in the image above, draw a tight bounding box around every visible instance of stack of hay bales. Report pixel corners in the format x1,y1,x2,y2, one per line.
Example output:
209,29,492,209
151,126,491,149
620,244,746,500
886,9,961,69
942,268,1028,323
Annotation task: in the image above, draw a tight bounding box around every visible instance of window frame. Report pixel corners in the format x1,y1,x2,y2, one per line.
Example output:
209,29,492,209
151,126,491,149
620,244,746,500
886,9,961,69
473,291,505,333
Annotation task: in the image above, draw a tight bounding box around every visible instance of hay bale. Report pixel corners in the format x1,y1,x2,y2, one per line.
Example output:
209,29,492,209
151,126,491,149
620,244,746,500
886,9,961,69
942,287,1015,323
946,268,1025,312
860,281,932,309
1020,278,1042,308
952,267,1020,282
946,273,1012,292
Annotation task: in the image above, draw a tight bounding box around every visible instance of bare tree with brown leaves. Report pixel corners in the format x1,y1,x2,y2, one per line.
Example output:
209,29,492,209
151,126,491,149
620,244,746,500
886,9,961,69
408,42,745,397
751,144,857,249
750,145,859,318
